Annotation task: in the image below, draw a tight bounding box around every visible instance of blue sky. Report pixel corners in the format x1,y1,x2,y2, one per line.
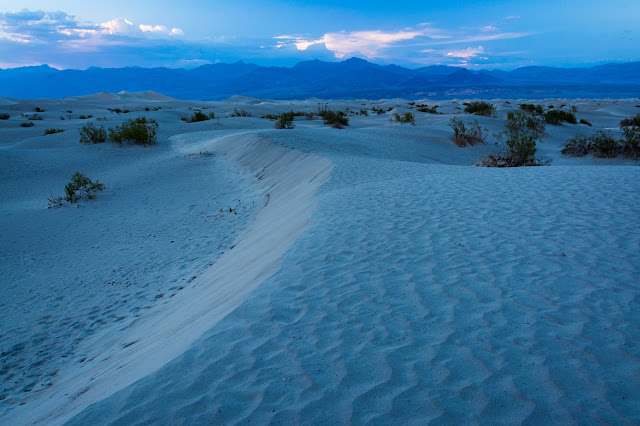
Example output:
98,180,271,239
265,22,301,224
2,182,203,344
0,0,638,69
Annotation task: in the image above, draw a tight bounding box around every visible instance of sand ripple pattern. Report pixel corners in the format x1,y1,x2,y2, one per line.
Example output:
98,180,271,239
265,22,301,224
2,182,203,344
69,159,640,424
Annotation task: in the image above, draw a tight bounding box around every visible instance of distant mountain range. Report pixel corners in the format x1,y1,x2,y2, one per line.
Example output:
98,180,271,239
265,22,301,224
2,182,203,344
2,58,639,100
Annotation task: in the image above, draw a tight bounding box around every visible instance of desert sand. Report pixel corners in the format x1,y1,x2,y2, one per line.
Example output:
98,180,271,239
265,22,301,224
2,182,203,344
1,92,639,424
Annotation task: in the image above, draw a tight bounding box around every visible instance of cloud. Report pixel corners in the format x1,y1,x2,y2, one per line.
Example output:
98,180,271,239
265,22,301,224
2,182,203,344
482,26,497,32
446,46,485,58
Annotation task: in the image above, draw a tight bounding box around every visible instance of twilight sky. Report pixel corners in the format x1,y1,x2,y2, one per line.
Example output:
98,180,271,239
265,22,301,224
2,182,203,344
0,0,638,70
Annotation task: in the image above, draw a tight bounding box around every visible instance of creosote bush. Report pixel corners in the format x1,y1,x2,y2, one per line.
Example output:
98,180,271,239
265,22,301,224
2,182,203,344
561,135,591,157
63,172,105,203
43,128,64,136
230,108,252,117
79,114,93,120
393,112,415,125
579,119,592,126
416,105,439,114
464,101,496,117
590,131,618,158
79,122,107,144
27,114,43,121
321,109,349,129
34,107,44,112
519,103,544,115
477,110,549,167
0,113,10,120
620,114,640,127
274,111,296,129
183,110,211,123
449,117,487,147
108,117,158,145
20,122,35,128
544,109,577,125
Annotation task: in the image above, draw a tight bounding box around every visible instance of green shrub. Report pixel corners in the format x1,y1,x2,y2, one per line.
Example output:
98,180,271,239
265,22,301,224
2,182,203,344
620,114,640,127
590,131,619,158
183,110,210,123
20,122,35,128
0,113,9,120
274,111,296,129
621,126,640,159
79,114,93,120
561,135,591,157
43,128,64,136
393,112,415,125
478,110,548,167
321,110,349,129
417,105,439,114
579,119,592,126
544,109,577,125
449,118,487,147
230,108,252,117
108,117,158,145
504,111,546,139
79,122,107,144
519,103,544,115
359,109,368,116
63,172,105,203
464,101,496,117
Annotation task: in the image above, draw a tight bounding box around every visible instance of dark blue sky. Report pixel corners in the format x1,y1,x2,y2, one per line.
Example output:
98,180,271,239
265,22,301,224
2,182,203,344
1,0,638,69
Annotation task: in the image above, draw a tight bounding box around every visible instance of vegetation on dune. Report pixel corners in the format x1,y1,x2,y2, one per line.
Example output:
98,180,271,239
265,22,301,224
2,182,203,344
579,119,592,126
79,122,107,144
43,128,64,136
108,117,158,145
544,109,577,125
416,104,439,114
477,110,549,167
20,122,35,127
182,110,214,123
34,107,44,112
561,113,640,159
620,113,640,127
464,101,496,117
0,113,10,120
519,103,544,115
230,108,252,117
26,114,43,121
79,114,93,120
49,172,105,206
321,109,349,129
274,111,296,129
393,112,415,125
449,118,487,147
561,135,592,157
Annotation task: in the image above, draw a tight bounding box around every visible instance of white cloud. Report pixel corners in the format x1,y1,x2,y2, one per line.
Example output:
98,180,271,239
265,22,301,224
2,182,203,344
140,24,167,33
482,26,497,32
447,46,485,58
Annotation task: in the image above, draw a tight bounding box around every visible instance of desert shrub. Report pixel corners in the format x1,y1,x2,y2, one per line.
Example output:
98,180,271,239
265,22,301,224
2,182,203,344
478,111,548,167
274,111,296,129
261,114,279,120
27,114,43,120
79,122,107,144
315,103,329,116
360,109,368,116
371,107,385,115
108,117,158,145
321,110,349,129
620,126,640,159
544,109,577,125
449,118,487,147
230,108,252,117
620,114,640,127
305,112,315,120
108,108,130,114
464,101,496,117
0,113,9,120
34,107,44,112
63,172,105,203
579,119,592,126
561,135,591,157
504,111,546,139
417,105,439,114
20,122,35,127
519,103,544,115
183,110,210,123
43,128,64,136
393,112,415,125
590,131,619,158
79,114,93,119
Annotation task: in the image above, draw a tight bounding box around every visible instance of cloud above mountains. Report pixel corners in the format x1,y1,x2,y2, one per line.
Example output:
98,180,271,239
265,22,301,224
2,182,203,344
1,7,529,69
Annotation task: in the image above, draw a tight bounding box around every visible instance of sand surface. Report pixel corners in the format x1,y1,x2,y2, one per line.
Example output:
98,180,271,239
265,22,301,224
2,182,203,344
1,93,639,424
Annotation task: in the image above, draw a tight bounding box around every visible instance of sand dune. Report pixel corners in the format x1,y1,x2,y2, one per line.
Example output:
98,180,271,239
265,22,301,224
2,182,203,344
1,95,638,424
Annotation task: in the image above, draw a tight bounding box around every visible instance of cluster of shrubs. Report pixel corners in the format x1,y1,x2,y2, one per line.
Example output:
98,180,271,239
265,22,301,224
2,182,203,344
448,118,487,147
274,111,296,129
320,109,349,129
464,101,496,117
544,109,577,125
145,106,162,111
0,113,9,120
371,107,386,115
519,103,544,115
79,117,158,145
416,105,439,114
49,172,105,206
108,108,131,114
79,114,93,120
393,112,415,125
230,108,252,117
43,128,64,136
477,110,549,167
182,110,215,123
562,115,640,159
20,122,35,128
